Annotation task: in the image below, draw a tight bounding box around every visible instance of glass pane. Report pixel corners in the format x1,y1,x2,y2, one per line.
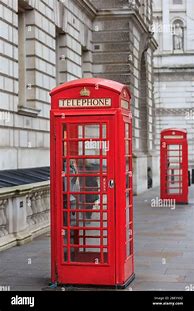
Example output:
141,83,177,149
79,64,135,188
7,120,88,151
103,248,108,263
78,141,83,155
79,176,100,192
78,125,83,138
125,140,129,155
102,124,107,139
126,157,129,172
103,205,107,210
64,248,68,262
126,242,130,257
63,194,68,208
63,212,68,226
168,187,182,194
103,238,107,246
126,207,129,224
103,212,107,220
63,124,67,139
63,141,67,156
70,211,101,226
168,144,182,150
63,177,67,192
85,125,100,138
103,219,107,228
68,194,100,211
126,174,129,189
62,229,68,245
76,159,101,173
103,195,107,204
70,247,101,263
102,141,109,155
125,123,129,139
70,141,78,156
68,124,79,139
102,159,107,172
84,141,100,155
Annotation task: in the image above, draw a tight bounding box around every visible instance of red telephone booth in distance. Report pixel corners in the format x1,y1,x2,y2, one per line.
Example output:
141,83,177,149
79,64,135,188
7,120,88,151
160,129,188,204
50,78,134,288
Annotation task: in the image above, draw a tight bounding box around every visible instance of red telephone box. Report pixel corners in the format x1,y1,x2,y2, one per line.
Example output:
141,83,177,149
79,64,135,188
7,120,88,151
50,78,134,288
160,129,188,204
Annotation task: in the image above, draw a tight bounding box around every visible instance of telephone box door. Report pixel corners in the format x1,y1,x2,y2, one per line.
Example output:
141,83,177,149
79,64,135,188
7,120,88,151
160,133,188,204
55,115,115,285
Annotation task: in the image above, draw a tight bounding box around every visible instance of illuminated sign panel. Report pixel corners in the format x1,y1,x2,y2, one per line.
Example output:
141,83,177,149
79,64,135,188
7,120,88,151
59,98,112,108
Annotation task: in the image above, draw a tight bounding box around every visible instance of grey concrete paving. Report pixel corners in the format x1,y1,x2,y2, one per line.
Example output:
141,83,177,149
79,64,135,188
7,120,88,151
130,185,194,291
0,186,194,291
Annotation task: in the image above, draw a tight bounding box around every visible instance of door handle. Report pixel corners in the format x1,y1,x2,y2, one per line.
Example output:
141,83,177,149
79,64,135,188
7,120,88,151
108,179,114,188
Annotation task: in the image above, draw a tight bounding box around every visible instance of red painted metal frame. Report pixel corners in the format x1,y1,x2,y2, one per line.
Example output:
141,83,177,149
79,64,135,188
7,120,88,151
50,78,134,287
160,128,188,204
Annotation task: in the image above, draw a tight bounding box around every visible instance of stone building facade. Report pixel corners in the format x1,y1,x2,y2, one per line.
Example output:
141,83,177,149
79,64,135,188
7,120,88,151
0,0,158,195
153,0,194,171
91,0,158,193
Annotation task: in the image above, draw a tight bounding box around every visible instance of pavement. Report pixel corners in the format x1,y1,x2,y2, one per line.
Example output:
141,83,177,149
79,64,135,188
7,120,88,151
0,186,194,291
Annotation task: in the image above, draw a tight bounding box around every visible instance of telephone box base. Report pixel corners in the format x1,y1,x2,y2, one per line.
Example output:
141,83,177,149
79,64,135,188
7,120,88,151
56,274,135,290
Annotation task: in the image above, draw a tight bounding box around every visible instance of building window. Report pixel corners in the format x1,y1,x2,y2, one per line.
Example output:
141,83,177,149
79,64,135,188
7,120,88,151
172,20,184,51
18,9,26,110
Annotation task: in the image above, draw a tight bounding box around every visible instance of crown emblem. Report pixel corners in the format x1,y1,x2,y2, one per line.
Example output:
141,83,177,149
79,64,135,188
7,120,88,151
80,87,90,97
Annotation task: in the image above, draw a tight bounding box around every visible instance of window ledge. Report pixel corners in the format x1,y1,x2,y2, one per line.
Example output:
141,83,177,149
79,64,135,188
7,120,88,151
18,106,40,117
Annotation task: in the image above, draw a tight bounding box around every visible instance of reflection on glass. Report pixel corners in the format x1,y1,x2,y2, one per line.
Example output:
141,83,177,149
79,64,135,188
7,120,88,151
103,159,107,172
76,159,100,173
79,176,100,191
85,125,100,138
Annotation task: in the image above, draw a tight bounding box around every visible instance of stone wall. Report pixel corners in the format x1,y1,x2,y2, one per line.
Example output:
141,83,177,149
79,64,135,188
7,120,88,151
0,181,50,251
